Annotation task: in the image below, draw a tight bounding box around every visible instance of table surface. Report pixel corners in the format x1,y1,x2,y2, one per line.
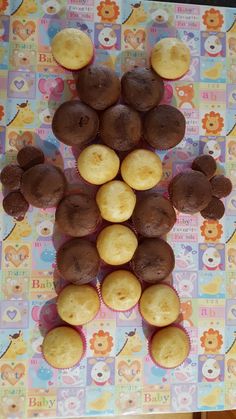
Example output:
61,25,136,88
0,0,236,418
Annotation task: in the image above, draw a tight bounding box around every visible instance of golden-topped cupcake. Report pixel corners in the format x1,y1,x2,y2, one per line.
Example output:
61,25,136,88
42,326,85,369
96,180,136,222
57,284,100,326
77,144,120,185
121,149,162,190
101,270,141,311
97,224,138,265
140,284,180,327
149,326,190,369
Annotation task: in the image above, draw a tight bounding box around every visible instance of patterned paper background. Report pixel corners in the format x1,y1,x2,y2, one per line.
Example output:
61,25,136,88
0,0,236,417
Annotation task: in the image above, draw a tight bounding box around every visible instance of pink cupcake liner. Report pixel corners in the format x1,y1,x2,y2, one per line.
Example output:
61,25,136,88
42,325,87,370
148,324,191,370
138,283,180,327
56,283,101,327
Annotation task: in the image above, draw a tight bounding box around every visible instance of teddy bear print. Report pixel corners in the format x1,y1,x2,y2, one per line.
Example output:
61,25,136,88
10,49,36,72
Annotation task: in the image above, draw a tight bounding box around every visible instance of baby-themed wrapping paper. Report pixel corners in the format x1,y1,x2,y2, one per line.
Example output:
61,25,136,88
0,0,236,417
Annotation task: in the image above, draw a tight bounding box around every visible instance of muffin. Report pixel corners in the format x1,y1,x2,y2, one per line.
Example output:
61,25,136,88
97,224,138,265
144,105,186,150
191,154,216,179
100,104,142,151
42,326,85,369
3,191,29,220
21,164,67,208
56,193,101,237
77,144,120,185
151,37,191,80
131,238,175,283
0,164,23,191
101,270,142,311
132,193,176,237
149,326,190,369
17,146,44,171
96,180,136,223
168,170,212,214
56,238,100,284
140,284,180,327
51,28,93,70
76,64,120,110
121,149,162,190
52,100,99,147
200,197,225,220
121,67,164,112
57,284,100,325
210,175,232,198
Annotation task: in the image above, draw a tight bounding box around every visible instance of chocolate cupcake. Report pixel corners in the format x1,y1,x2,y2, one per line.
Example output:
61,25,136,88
17,146,44,171
121,67,164,112
0,164,23,191
132,193,176,237
168,170,212,214
56,238,100,284
144,105,186,150
131,238,175,283
191,154,216,179
55,193,101,237
3,191,29,220
210,175,232,198
76,64,120,110
52,100,99,147
21,164,67,208
100,104,142,151
201,197,225,220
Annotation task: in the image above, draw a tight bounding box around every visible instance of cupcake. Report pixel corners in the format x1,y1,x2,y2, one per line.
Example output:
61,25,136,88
168,170,212,214
132,193,176,237
101,270,141,311
0,164,23,191
57,284,100,325
3,191,29,220
96,180,136,223
56,238,100,284
200,197,225,220
17,146,44,171
55,193,101,237
140,284,180,327
21,164,67,208
149,326,190,369
210,175,232,198
76,64,120,110
52,100,99,147
42,326,85,369
151,37,191,80
121,67,164,112
191,154,216,180
97,224,138,265
77,144,120,185
121,149,162,191
100,104,142,151
144,105,186,150
51,28,93,70
131,238,175,283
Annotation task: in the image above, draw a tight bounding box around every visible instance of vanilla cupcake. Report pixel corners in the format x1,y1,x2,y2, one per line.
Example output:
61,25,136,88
121,149,162,191
42,326,85,369
140,284,180,327
77,144,120,185
96,180,136,222
101,270,141,311
149,326,190,369
97,224,138,265
57,284,100,325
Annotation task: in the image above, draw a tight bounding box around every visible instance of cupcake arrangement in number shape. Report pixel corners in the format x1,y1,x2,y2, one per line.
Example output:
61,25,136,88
1,28,232,371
